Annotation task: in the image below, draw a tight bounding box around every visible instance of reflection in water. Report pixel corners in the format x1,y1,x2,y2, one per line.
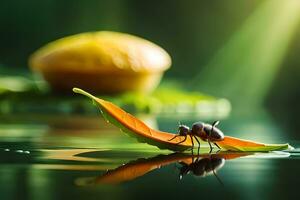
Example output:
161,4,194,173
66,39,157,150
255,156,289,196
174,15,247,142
178,156,225,185
75,152,252,186
0,116,297,200
42,149,109,162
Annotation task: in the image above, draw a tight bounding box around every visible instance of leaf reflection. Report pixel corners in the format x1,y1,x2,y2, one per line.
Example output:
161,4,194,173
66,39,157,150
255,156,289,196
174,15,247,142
75,152,252,186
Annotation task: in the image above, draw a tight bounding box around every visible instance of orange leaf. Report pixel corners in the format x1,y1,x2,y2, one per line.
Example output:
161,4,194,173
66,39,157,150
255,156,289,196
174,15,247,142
73,88,292,152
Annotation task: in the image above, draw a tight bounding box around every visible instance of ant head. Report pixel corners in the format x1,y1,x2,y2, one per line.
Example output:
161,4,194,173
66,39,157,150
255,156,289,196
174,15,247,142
178,125,189,135
191,122,204,134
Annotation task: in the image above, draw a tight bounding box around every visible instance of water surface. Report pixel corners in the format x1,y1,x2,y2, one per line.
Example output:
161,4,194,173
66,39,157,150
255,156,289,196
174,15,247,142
0,114,299,200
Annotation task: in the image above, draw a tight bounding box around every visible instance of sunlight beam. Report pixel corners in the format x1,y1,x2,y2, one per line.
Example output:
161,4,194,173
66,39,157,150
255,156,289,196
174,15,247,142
193,0,300,111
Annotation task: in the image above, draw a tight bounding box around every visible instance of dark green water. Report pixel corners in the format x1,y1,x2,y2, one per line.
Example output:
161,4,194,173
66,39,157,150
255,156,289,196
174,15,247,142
0,113,300,200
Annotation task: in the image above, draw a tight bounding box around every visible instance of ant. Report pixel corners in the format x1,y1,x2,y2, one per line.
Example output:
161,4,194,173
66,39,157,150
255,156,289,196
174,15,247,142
178,155,224,185
168,121,224,152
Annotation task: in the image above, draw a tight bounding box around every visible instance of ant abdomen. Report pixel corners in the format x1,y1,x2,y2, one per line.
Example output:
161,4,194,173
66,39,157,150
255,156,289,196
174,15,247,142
192,121,224,142
203,126,224,141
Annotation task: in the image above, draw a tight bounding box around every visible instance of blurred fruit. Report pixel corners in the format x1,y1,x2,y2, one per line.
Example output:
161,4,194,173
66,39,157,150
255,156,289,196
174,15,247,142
29,31,171,94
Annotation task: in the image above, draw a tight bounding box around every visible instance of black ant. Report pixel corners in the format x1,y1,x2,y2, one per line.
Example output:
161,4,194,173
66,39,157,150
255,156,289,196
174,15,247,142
168,121,224,152
178,155,224,185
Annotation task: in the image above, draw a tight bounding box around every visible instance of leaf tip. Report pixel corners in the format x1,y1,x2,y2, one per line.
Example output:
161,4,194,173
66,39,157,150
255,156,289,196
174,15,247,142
73,87,84,94
287,144,294,150
72,87,97,101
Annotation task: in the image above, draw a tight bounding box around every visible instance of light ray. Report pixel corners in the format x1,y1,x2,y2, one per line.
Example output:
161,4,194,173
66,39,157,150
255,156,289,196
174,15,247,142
193,0,300,111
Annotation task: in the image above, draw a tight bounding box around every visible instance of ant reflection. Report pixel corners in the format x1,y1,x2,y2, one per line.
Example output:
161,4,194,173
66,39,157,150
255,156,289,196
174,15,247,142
75,152,251,186
177,155,225,185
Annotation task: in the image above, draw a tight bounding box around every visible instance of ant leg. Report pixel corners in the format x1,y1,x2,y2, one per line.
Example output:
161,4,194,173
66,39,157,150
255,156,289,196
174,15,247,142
169,124,182,141
177,135,187,144
189,134,194,153
214,142,221,150
208,121,218,153
212,169,224,186
208,140,213,153
193,136,201,154
168,135,178,141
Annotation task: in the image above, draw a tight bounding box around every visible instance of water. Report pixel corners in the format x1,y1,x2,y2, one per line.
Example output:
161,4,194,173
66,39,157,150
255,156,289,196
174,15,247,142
0,114,300,200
